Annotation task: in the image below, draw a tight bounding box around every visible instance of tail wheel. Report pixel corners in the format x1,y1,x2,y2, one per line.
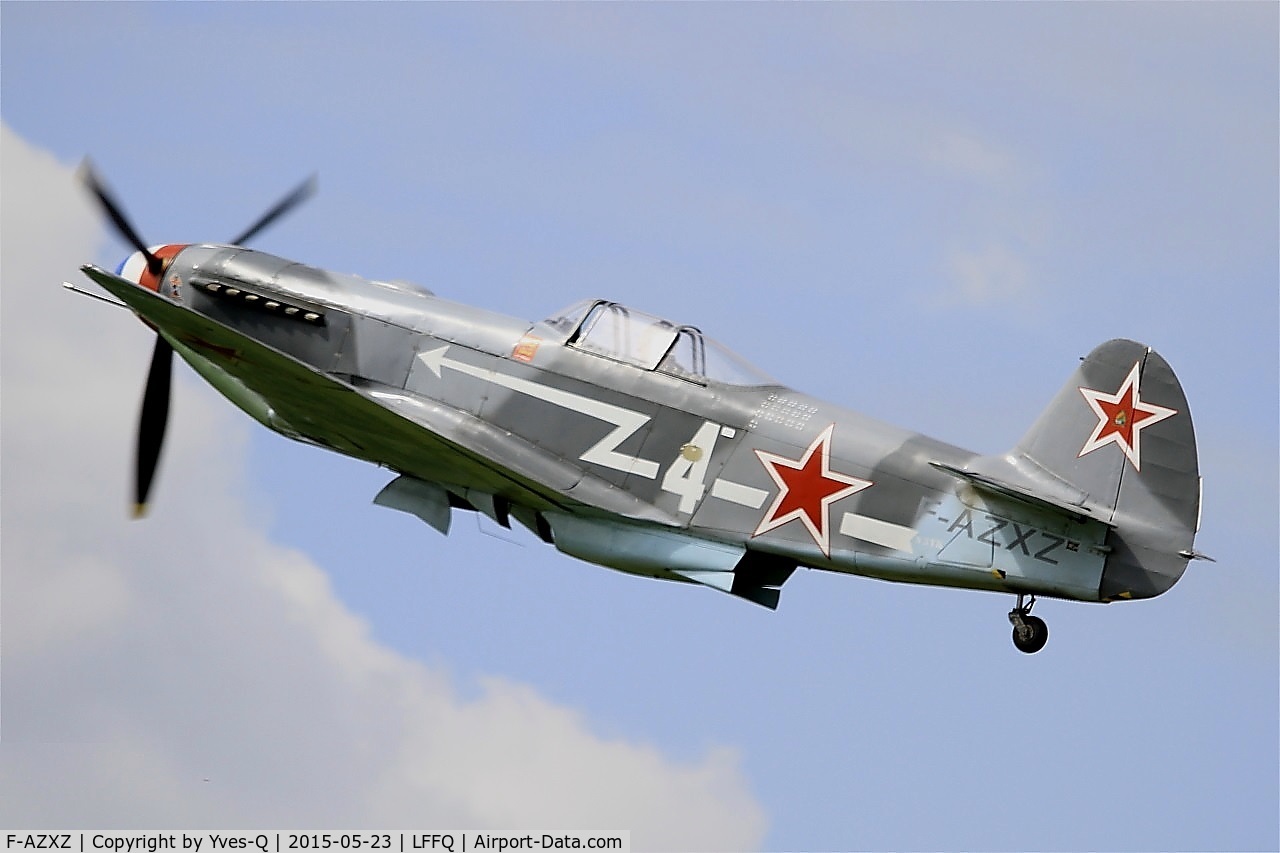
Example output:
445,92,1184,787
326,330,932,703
1011,614,1048,654
1008,594,1049,654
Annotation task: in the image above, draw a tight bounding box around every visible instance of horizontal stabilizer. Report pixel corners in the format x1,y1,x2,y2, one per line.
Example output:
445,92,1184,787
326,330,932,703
929,461,1113,526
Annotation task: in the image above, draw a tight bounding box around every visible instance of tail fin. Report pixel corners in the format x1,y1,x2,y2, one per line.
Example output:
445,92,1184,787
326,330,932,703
985,339,1201,600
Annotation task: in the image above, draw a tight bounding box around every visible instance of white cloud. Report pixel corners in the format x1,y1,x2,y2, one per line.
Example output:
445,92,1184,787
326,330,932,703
0,125,766,851
925,129,1020,182
927,242,1033,307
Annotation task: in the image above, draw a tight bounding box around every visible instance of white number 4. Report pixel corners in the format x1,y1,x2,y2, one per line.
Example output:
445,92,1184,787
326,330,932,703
661,421,723,514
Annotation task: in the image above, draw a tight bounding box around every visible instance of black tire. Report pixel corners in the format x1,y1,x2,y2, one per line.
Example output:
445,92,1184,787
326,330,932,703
1012,615,1049,654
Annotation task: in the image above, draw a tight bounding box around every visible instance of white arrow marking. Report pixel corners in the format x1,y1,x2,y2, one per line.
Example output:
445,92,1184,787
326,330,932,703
416,346,660,479
418,345,448,378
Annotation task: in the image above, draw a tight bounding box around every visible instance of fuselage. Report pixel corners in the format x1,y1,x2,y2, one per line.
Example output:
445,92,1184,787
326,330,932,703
105,243,1120,605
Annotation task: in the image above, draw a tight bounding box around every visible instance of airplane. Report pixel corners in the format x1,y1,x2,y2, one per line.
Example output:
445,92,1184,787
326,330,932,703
73,166,1210,654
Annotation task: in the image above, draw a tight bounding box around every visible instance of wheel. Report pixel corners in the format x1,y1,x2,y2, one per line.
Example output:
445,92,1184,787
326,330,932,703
1012,615,1049,654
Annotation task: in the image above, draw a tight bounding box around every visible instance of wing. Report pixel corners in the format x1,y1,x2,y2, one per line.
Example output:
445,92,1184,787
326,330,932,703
81,265,679,526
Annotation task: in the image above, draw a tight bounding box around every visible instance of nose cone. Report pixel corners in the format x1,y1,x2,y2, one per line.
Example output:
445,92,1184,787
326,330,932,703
114,244,189,292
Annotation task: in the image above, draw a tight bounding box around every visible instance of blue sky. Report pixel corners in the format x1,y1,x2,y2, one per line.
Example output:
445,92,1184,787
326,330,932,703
3,4,1276,850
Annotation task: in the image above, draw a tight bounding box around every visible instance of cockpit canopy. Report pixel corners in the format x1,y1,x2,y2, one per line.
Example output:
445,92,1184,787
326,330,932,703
543,299,776,387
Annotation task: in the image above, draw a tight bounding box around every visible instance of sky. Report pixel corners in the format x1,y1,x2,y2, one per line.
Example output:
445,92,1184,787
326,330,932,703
2,4,1276,851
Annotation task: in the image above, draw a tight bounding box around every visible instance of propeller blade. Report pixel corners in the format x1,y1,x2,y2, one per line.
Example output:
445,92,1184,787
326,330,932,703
79,163,317,517
228,174,317,246
133,335,174,518
79,160,163,276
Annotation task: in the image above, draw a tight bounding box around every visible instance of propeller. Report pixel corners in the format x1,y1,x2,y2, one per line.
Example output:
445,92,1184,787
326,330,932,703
80,162,315,517
79,161,163,277
228,175,316,246
134,337,173,517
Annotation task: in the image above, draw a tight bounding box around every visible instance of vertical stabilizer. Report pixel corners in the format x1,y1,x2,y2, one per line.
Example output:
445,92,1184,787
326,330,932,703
985,340,1201,600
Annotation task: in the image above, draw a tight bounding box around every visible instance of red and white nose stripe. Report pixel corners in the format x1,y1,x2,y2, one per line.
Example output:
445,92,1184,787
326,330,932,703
115,244,189,292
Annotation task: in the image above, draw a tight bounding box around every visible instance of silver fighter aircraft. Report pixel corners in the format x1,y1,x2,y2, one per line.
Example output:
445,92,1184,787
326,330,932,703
76,168,1209,653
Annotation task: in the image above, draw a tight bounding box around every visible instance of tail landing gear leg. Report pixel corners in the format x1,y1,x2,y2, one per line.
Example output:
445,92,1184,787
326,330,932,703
1009,594,1048,654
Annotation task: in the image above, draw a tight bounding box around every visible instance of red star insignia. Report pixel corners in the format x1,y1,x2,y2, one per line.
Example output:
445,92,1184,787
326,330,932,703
753,424,872,557
1078,360,1177,471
